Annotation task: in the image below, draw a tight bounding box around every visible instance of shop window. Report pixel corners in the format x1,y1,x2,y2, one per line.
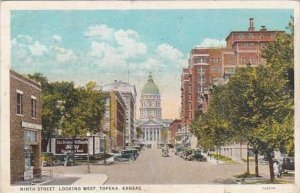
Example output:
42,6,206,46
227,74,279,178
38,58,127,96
17,91,23,115
31,96,37,118
24,130,37,143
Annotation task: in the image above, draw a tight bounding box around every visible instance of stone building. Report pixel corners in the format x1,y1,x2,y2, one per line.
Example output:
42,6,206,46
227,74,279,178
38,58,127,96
102,81,137,146
10,70,42,183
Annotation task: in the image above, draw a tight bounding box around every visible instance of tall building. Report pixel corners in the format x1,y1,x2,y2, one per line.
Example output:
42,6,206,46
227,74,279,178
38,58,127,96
102,91,127,151
181,18,283,129
137,73,173,147
102,81,137,146
10,70,42,183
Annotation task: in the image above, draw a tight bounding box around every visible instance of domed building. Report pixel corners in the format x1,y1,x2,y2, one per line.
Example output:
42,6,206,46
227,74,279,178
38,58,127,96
137,73,173,148
140,74,162,121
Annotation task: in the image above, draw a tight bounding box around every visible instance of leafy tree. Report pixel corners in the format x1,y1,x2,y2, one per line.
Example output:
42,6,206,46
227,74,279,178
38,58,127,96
136,127,143,139
191,20,294,181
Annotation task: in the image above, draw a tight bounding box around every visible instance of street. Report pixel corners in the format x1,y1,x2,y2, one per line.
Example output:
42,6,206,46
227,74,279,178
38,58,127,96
48,148,271,185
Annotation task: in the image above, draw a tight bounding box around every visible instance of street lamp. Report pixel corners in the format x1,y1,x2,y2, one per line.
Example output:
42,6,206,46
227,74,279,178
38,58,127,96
86,131,91,174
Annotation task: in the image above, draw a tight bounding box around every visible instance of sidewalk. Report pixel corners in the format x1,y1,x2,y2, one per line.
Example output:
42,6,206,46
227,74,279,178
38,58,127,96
40,174,108,185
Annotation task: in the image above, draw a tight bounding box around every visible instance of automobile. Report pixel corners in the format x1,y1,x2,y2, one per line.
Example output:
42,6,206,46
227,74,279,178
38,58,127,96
189,150,207,162
161,145,169,157
114,149,139,161
174,147,184,155
181,148,193,160
281,157,294,171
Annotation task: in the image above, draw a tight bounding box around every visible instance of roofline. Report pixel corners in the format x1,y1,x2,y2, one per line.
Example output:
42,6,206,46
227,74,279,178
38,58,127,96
10,69,42,89
225,30,285,41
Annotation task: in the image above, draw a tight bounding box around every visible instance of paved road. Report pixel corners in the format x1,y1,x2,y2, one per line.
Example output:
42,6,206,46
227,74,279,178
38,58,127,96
48,148,271,184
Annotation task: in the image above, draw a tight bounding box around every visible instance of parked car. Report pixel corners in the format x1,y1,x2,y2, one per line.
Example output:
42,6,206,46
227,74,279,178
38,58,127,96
282,157,294,171
190,150,207,162
114,149,139,161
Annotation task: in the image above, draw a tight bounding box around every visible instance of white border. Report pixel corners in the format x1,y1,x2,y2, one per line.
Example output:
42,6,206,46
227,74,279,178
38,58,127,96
1,1,299,193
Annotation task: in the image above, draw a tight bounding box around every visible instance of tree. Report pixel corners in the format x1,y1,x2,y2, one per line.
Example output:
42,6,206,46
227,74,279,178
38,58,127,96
191,23,294,180
60,81,107,163
161,128,169,144
136,127,143,139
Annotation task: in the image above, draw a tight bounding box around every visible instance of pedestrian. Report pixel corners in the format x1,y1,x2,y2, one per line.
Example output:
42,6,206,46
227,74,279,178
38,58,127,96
273,160,282,178
208,151,211,160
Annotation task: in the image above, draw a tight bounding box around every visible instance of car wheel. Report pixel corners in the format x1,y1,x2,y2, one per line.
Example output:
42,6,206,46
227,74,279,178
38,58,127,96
129,155,135,161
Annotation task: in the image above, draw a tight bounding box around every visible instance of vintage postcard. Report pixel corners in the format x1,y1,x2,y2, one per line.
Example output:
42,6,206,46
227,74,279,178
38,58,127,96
0,1,299,193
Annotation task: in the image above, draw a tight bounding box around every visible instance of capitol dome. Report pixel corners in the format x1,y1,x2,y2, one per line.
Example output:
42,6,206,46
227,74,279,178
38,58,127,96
141,74,160,94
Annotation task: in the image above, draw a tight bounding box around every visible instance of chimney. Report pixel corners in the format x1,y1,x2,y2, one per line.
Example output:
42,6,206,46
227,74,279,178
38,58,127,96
248,18,255,31
260,25,267,32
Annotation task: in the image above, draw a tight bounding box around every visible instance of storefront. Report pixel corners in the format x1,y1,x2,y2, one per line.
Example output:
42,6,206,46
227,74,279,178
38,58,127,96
10,70,42,183
23,125,42,180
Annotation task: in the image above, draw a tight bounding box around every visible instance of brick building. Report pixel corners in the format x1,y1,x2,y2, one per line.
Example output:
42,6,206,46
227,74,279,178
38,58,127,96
103,91,127,151
10,70,42,183
181,18,283,130
169,119,181,145
102,81,137,146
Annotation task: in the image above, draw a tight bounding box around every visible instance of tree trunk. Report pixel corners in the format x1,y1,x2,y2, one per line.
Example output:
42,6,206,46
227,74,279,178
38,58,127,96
255,151,259,177
267,151,275,181
246,144,250,174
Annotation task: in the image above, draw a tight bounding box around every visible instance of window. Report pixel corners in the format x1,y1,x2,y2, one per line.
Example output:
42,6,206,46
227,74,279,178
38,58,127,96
17,91,23,115
250,57,256,64
217,58,221,63
197,57,206,64
211,67,220,73
31,96,37,118
24,130,37,143
198,66,204,74
198,76,206,83
241,58,246,64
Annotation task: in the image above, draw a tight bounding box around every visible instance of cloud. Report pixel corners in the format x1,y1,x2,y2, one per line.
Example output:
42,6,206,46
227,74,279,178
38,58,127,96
114,29,147,58
52,34,62,42
84,24,114,41
28,41,47,56
197,38,226,48
155,43,184,61
51,46,77,63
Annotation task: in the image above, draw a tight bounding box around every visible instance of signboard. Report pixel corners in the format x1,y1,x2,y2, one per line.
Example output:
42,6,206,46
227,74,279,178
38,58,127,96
55,138,88,155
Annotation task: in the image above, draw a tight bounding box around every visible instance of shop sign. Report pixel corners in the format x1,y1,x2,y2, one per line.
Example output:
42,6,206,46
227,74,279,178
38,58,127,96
55,138,88,155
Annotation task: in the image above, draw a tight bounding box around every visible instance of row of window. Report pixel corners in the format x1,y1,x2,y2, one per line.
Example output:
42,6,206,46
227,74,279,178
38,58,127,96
142,95,160,99
17,91,37,118
241,57,257,64
141,101,160,107
237,33,275,39
196,57,221,64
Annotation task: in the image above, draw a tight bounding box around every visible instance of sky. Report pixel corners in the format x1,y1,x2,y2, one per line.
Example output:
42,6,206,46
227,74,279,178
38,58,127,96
11,9,293,119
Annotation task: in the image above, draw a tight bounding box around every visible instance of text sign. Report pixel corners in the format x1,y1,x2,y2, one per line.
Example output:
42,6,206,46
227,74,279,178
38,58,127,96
55,139,88,154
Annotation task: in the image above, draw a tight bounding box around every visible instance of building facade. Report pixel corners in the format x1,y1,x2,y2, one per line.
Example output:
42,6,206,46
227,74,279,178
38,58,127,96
137,74,173,147
169,119,182,145
103,91,127,152
102,81,137,146
181,18,283,129
10,70,42,183
139,74,162,122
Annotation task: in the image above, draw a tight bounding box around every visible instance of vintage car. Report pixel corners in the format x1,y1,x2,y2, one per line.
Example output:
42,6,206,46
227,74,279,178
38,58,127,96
282,157,294,171
162,147,169,157
114,149,139,161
